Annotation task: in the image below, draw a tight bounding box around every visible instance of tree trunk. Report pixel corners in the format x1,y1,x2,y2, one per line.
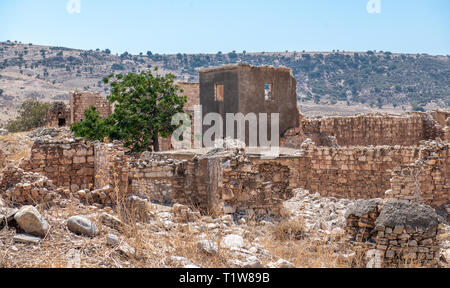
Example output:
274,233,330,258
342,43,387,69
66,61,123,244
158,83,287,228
153,134,160,152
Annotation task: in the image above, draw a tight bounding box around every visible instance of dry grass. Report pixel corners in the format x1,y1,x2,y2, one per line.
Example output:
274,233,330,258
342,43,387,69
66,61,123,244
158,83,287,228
272,219,306,241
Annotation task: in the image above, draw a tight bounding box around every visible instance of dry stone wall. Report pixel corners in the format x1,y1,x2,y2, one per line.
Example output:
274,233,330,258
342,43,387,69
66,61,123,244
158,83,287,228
346,200,444,268
0,167,58,205
129,155,218,213
0,149,5,169
94,141,129,196
70,91,112,124
386,140,449,209
283,113,445,148
293,145,421,199
20,139,95,192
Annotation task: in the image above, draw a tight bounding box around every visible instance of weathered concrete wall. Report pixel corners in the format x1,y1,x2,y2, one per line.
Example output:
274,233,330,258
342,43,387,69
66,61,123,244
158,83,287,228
20,139,95,192
239,65,300,139
199,64,299,146
70,91,112,124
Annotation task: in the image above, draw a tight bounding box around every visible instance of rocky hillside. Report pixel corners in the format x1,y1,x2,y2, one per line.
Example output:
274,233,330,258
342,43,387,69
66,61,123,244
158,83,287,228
1,41,449,123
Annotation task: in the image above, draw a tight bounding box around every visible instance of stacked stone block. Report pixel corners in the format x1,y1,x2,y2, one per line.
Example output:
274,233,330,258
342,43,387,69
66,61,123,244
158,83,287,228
346,200,443,268
70,91,112,124
282,113,444,148
20,139,95,192
94,141,130,203
386,140,449,208
0,167,57,204
0,149,4,169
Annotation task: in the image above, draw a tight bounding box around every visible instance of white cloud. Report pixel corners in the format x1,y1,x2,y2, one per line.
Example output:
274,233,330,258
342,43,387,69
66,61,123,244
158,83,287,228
366,0,381,14
67,0,81,14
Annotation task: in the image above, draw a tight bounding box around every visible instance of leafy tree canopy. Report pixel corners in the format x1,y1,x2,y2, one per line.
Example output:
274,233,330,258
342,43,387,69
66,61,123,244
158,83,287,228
71,68,187,152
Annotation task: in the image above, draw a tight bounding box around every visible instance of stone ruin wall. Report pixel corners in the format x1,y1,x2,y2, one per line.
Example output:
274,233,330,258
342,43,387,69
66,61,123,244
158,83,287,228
0,149,5,169
386,141,449,209
282,113,447,148
20,139,95,192
94,141,130,202
346,200,443,268
16,136,449,214
176,82,200,113
47,102,71,128
129,156,218,213
157,82,200,152
70,91,112,124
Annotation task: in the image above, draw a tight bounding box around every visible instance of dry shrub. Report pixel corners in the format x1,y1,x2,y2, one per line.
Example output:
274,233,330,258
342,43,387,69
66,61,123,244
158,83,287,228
273,219,305,241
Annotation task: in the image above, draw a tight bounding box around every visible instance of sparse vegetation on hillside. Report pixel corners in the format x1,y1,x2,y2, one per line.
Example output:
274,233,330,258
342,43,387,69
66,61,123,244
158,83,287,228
6,99,50,132
0,42,449,121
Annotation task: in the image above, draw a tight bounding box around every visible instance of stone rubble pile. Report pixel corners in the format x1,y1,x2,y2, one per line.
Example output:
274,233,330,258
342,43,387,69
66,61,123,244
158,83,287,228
26,127,72,140
0,167,58,204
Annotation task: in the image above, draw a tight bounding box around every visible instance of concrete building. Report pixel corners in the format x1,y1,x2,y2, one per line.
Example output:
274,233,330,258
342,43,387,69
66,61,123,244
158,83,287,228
199,63,299,146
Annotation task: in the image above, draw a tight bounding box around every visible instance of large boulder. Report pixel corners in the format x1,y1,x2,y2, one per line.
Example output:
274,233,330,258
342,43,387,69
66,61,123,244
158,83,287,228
14,206,50,237
67,216,98,237
375,201,441,231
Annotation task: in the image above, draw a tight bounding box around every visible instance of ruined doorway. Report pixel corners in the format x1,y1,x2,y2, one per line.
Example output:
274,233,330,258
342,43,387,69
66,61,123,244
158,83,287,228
58,113,66,127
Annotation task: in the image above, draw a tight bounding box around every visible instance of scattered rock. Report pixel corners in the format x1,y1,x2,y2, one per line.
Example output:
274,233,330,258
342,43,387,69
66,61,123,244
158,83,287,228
0,128,8,136
14,206,49,237
13,234,41,244
223,205,236,214
100,213,125,231
243,256,264,268
273,259,295,268
106,234,119,247
118,242,136,258
168,256,199,268
221,234,244,249
365,249,383,268
67,216,98,237
197,240,218,255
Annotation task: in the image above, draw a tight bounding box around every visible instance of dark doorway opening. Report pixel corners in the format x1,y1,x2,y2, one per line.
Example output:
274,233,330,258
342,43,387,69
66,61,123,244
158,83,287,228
58,113,66,127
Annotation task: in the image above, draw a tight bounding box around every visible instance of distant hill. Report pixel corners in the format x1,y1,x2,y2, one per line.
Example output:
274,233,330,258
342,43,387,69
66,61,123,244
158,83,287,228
0,41,449,123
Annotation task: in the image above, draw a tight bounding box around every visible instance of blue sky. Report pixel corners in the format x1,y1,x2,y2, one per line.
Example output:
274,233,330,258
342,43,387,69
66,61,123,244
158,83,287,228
0,0,449,55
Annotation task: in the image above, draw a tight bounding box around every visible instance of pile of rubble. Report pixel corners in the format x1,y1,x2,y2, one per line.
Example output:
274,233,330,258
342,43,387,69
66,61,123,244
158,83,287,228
26,127,72,141
0,167,58,205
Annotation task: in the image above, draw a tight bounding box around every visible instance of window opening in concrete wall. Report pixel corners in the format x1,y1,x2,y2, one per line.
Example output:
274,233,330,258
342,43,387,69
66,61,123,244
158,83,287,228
264,83,273,101
215,84,224,102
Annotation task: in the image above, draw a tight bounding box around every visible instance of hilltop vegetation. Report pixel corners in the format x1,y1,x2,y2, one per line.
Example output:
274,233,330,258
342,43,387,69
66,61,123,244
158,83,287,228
0,41,449,123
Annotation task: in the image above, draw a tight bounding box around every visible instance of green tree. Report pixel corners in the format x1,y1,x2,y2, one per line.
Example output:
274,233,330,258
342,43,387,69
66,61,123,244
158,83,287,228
7,100,50,132
70,106,109,141
72,69,187,152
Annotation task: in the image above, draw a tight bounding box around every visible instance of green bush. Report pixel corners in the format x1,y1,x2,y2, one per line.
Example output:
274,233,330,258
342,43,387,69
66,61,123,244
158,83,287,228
7,100,50,132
